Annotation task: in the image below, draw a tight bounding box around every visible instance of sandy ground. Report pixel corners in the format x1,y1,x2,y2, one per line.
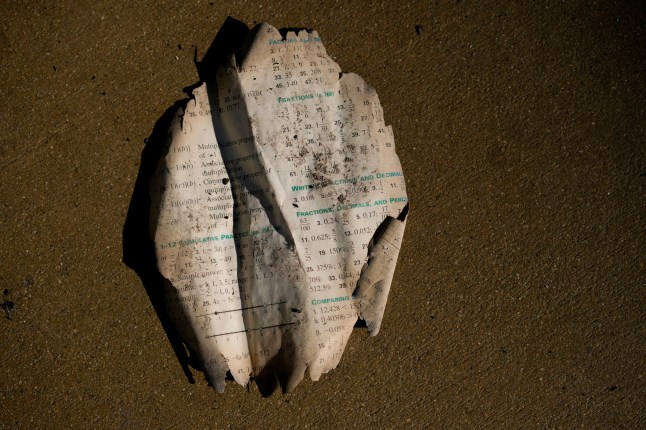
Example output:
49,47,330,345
1,1,644,428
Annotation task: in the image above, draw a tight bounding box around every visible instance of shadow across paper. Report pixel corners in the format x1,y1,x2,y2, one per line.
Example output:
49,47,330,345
123,17,320,394
122,17,250,387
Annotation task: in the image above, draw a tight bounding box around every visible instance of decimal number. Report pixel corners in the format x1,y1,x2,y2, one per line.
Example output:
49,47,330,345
344,227,373,237
319,305,340,314
316,217,337,226
320,314,345,323
356,211,377,219
300,233,333,243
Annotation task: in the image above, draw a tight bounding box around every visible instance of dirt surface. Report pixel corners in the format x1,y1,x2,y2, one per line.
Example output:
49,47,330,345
1,1,644,428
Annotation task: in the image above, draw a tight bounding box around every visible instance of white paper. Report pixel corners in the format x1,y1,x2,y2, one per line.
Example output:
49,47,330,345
150,23,408,392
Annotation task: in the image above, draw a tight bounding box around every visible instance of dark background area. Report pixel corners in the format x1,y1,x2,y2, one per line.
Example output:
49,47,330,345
1,1,644,428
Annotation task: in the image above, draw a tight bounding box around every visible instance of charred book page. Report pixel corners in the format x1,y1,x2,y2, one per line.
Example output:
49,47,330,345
150,23,408,393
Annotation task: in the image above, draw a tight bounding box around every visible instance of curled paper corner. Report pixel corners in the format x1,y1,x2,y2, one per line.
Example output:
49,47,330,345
147,22,409,393
354,203,409,336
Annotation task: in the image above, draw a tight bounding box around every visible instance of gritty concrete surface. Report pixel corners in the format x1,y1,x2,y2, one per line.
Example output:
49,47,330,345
0,1,644,428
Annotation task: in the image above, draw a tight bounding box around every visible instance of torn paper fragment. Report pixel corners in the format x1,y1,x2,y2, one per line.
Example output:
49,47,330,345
149,23,408,393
